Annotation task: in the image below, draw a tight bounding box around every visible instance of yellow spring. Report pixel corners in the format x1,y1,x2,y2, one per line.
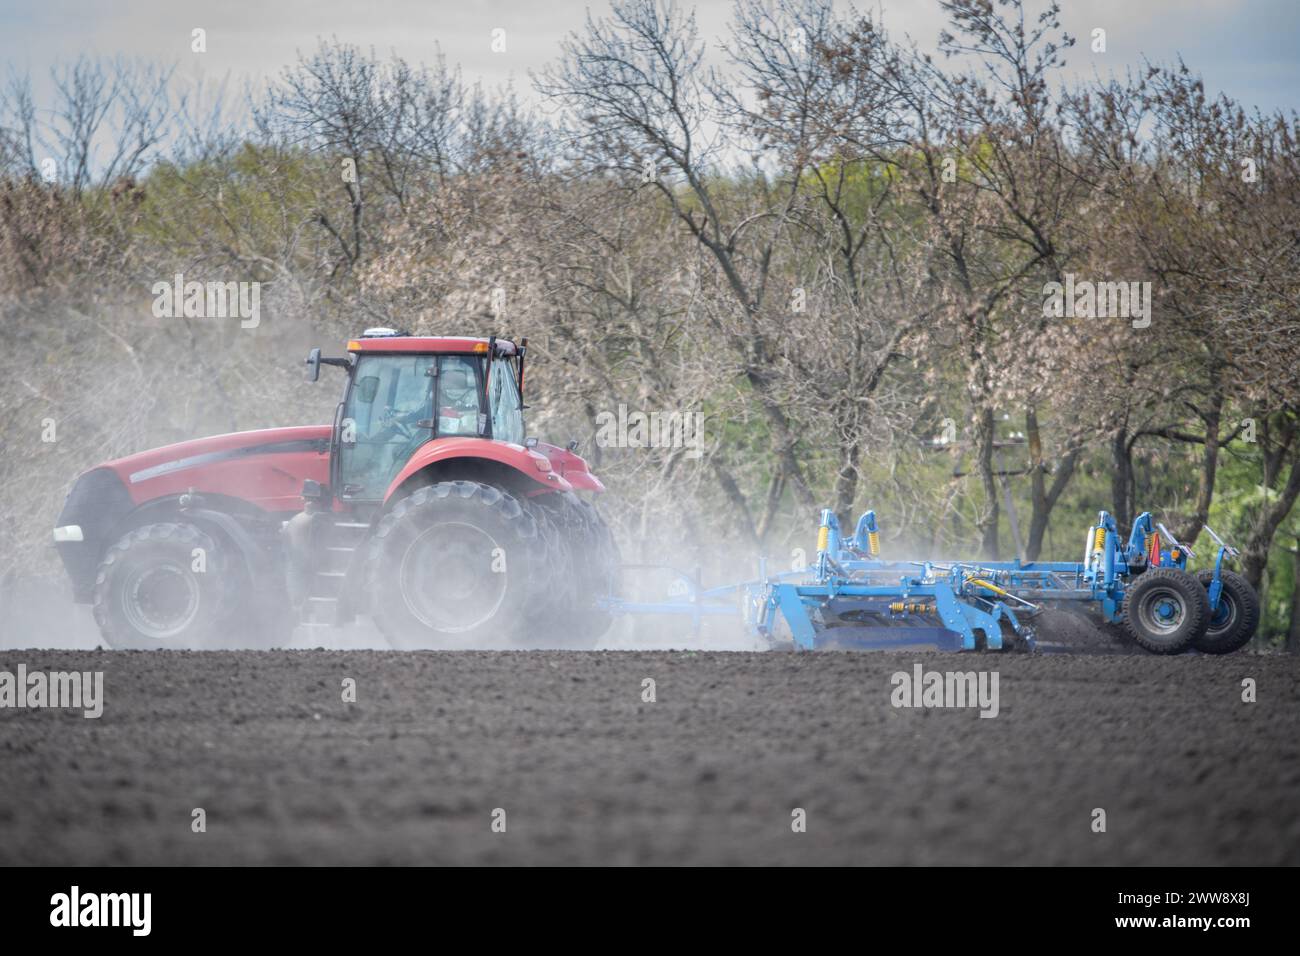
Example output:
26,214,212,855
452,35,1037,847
889,602,929,613
1147,533,1157,558
868,531,880,557
1094,526,1107,551
817,526,829,553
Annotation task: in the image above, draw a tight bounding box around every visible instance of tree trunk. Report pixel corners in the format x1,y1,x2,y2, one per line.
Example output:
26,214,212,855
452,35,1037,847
745,366,817,518
974,405,999,559
832,438,862,530
1175,386,1224,545
1025,407,1079,561
1111,425,1134,530
711,460,760,549
1287,542,1300,653
1241,446,1300,591
756,463,786,543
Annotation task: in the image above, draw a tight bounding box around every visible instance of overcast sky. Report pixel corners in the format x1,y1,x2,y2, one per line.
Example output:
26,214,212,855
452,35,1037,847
2,0,1296,116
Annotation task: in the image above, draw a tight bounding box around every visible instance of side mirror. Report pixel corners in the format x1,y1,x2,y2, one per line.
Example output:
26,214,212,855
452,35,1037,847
305,347,321,382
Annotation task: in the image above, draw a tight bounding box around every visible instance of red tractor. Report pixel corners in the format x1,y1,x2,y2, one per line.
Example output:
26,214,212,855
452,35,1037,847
52,329,618,649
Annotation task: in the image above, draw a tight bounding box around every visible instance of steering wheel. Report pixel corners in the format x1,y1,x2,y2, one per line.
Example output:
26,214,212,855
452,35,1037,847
380,406,418,440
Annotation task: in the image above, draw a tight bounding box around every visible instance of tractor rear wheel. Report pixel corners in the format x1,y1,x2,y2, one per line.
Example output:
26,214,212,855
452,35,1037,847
1192,569,1259,654
1122,567,1209,654
524,492,619,647
525,500,581,634
564,495,620,645
367,481,544,648
92,522,239,649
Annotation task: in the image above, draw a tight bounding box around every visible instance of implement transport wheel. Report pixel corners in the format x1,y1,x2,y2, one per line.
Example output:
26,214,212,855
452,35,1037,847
1122,567,1209,654
1192,569,1260,655
92,522,238,649
368,481,544,649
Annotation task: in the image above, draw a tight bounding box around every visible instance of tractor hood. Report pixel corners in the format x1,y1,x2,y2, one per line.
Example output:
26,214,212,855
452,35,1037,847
97,425,333,511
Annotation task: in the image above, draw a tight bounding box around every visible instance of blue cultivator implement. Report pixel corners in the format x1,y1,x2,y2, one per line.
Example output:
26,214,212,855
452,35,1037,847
606,509,1260,655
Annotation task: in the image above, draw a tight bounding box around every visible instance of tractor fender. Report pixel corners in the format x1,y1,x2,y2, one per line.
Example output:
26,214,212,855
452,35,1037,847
532,441,605,493
382,437,573,503
564,471,605,492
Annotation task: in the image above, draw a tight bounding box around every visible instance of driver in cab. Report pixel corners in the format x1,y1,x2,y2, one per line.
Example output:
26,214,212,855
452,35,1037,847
436,362,481,436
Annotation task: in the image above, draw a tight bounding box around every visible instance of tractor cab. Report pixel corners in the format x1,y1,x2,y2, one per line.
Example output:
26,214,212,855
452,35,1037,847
307,329,527,502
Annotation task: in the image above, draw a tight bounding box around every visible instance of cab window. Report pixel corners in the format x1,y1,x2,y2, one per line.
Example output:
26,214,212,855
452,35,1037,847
436,355,486,437
488,358,525,445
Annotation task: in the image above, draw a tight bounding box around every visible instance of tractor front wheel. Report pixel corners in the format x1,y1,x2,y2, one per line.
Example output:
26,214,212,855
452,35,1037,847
367,481,543,649
1122,567,1209,654
1192,569,1260,654
92,522,239,649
